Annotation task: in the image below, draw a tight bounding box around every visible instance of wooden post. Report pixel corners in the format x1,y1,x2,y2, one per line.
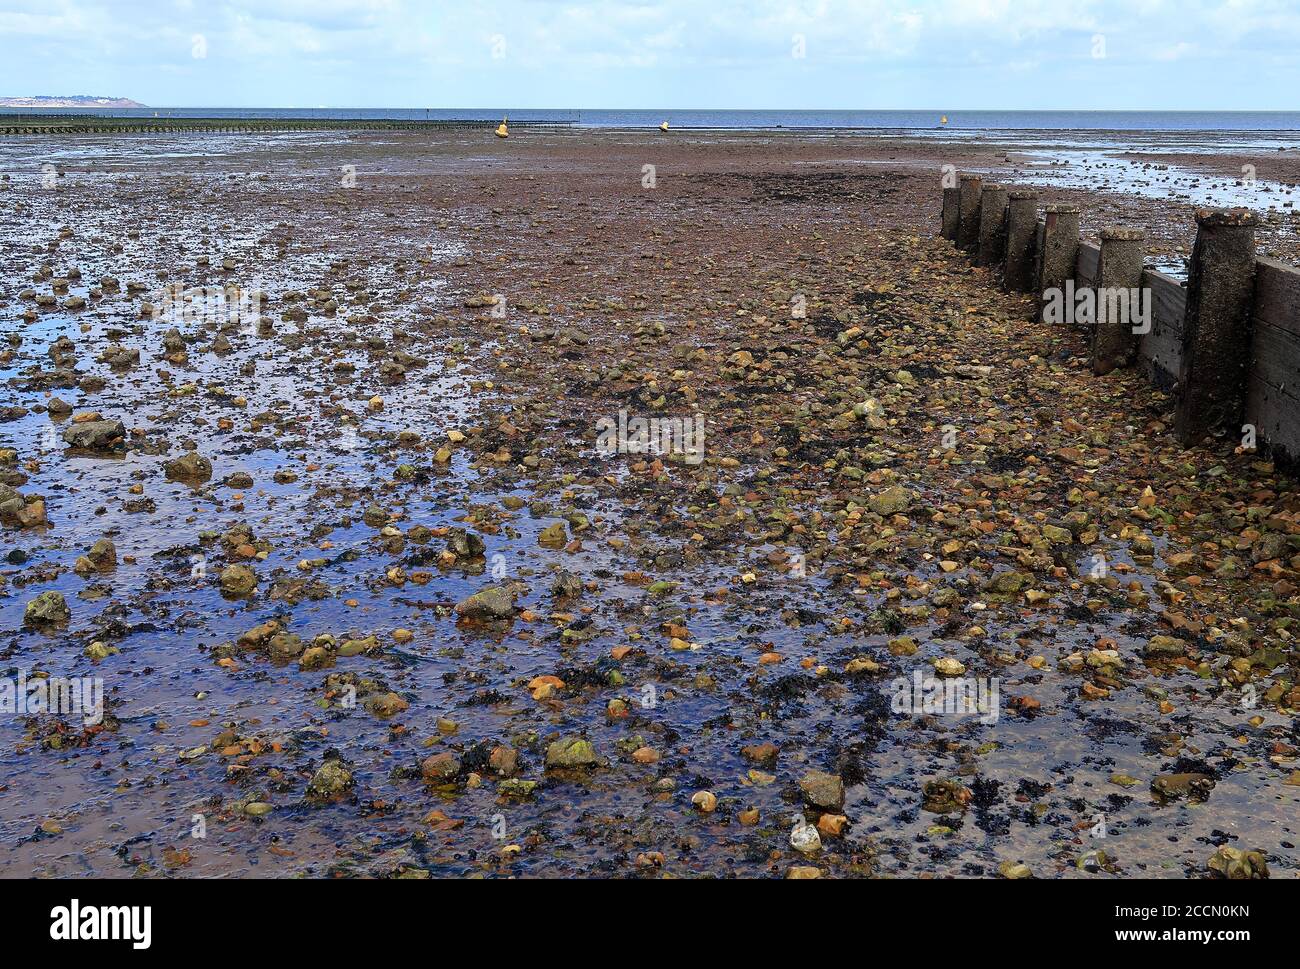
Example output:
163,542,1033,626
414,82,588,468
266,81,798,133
941,188,961,241
975,184,1009,268
1091,227,1147,375
1037,204,1081,322
1175,209,1260,444
1003,190,1039,292
958,175,983,252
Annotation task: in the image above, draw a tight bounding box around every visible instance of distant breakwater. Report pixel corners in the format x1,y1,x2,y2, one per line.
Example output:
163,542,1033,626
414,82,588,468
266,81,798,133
0,116,573,135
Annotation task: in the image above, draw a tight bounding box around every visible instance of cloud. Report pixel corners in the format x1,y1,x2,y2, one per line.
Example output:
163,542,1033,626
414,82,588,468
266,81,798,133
0,0,1297,108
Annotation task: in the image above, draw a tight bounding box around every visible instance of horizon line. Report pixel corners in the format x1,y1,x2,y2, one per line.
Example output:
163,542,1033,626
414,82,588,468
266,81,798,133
8,104,1300,114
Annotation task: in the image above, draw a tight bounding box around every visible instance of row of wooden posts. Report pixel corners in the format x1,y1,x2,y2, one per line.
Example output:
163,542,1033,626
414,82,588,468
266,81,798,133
0,119,569,136
941,175,1264,451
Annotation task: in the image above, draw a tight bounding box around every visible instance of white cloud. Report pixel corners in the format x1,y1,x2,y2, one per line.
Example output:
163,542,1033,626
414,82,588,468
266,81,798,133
0,0,1297,107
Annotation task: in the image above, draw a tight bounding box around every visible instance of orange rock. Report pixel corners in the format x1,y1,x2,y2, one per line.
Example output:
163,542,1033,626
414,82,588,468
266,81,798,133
528,674,565,700
422,809,465,831
817,814,848,836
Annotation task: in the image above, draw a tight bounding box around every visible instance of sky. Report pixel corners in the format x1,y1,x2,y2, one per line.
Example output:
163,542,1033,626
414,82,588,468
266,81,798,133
0,0,1298,110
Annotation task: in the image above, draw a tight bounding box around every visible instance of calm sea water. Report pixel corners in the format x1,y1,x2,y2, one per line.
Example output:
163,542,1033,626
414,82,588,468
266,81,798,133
4,107,1300,133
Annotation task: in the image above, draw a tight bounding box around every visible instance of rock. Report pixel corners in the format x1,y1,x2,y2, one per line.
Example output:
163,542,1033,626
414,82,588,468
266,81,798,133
852,397,887,429
888,636,920,656
87,538,116,569
421,751,461,782
24,591,70,626
338,635,379,657
985,571,1027,595
454,585,515,620
790,819,821,854
817,814,848,836
365,692,409,718
869,486,913,516
498,779,537,798
741,743,780,767
84,641,117,660
545,735,599,769
1077,849,1113,873
219,564,258,597
1207,846,1269,880
267,632,304,661
538,522,568,548
933,657,966,677
298,646,333,671
728,350,754,367
922,779,971,814
0,487,45,528
237,620,280,649
1041,524,1072,545
63,419,126,452
787,865,822,879
445,527,486,559
307,758,353,800
488,745,519,776
1151,772,1215,801
164,452,213,481
799,770,845,811
691,790,718,812
1145,635,1186,659
550,569,583,598
997,860,1033,879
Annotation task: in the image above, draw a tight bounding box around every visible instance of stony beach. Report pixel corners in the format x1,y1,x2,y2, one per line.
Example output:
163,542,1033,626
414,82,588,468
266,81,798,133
1,126,1298,879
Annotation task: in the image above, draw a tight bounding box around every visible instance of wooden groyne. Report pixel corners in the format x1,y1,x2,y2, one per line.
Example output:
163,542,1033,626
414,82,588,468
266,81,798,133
941,179,1300,464
0,115,572,136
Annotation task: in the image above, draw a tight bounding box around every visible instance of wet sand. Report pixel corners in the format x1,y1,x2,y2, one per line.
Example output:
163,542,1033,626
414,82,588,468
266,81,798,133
1,128,1297,879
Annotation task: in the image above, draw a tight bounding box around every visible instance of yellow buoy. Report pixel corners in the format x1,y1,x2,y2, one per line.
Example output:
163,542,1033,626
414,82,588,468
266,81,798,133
495,117,508,138
659,120,669,132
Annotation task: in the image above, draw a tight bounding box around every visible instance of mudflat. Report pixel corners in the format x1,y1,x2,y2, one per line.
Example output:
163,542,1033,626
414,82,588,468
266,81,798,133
1,128,1297,879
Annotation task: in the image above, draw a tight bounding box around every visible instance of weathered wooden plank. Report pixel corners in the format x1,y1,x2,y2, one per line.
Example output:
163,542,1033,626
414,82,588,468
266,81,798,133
1248,318,1300,399
1246,318,1300,461
1076,242,1099,288
1144,269,1186,335
1252,257,1300,338
1136,268,1186,391
1245,259,1300,462
1033,221,1046,293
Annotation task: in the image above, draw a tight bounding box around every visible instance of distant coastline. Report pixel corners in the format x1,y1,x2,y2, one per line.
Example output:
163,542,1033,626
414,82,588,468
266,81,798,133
0,95,145,108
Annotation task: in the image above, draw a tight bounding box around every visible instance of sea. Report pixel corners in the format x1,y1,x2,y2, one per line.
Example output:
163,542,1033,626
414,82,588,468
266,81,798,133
3,107,1300,135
